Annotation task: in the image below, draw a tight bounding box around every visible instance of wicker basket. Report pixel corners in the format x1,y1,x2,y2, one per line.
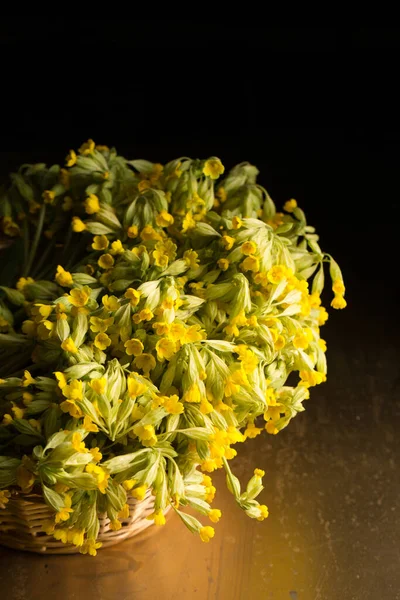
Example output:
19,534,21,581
0,490,169,554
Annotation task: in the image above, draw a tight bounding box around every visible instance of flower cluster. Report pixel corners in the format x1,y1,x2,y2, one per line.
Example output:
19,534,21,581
0,141,345,554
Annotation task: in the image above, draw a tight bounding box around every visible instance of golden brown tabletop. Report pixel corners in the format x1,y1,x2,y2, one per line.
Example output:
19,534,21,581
1,137,399,599
1,309,399,600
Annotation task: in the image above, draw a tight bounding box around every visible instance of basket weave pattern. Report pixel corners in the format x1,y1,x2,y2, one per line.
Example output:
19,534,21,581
0,490,163,554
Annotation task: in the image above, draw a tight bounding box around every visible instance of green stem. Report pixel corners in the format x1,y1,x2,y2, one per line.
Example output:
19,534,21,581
23,204,46,276
31,238,56,279
62,228,73,262
22,218,30,275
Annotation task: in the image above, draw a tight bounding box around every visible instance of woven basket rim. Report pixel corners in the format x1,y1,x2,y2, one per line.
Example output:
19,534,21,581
0,487,168,554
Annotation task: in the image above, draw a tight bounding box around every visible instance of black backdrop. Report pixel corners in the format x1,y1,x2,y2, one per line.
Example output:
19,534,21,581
1,23,398,329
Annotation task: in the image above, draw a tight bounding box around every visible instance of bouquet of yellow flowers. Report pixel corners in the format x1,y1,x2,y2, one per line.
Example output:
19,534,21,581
0,140,346,555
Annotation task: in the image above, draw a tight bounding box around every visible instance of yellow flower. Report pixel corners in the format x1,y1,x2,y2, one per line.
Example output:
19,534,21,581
65,149,77,167
147,509,166,526
293,330,312,350
208,509,221,523
224,369,249,397
125,338,144,357
102,295,120,311
318,306,329,325
135,424,157,446
299,369,325,387
156,210,174,227
71,432,88,453
239,349,259,374
16,461,35,492
131,484,147,501
53,529,68,543
127,378,147,398
231,216,243,230
94,333,111,350
55,495,74,523
267,212,284,229
80,539,102,556
20,320,35,338
241,241,257,255
331,294,347,309
60,168,70,187
83,415,99,432
62,196,73,211
89,316,114,333
2,216,20,236
138,179,151,193
221,235,234,250
216,186,227,202
153,249,168,268
98,253,114,269
110,240,124,255
125,288,142,306
309,292,321,308
242,256,260,273
283,199,297,212
89,377,107,395
69,528,85,547
122,479,137,491
203,158,224,179
85,463,109,493
62,379,84,402
22,392,34,406
155,338,176,361
68,286,91,307
42,190,55,204
16,277,35,292
79,139,95,155
318,339,327,352
22,370,36,387
92,235,109,250
257,505,269,521
183,383,201,403
133,308,154,323
118,503,130,519
244,421,262,439
11,405,25,419
133,353,156,375
254,468,265,479
89,447,103,462
110,519,122,531
200,398,213,414
267,265,290,284
60,399,83,418
164,395,184,414
127,225,139,238
183,249,200,269
55,265,73,287
182,212,196,233
140,225,162,241
152,321,170,336
199,525,215,542
54,371,68,389
71,216,87,232
0,489,11,509
217,258,230,271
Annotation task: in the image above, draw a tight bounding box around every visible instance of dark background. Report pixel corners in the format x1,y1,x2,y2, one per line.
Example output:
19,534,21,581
1,24,398,320
0,24,399,599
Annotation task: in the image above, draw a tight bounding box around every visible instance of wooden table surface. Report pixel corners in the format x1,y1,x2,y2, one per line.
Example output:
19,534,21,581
0,300,399,600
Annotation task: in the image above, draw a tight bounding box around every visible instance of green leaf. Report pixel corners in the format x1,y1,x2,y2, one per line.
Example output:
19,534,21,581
175,509,202,533
0,286,25,306
42,485,64,511
13,419,43,438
